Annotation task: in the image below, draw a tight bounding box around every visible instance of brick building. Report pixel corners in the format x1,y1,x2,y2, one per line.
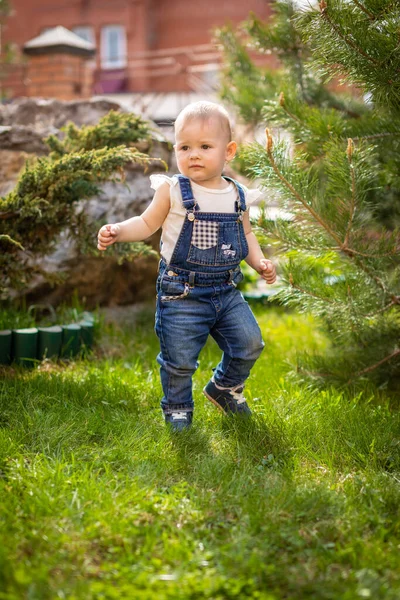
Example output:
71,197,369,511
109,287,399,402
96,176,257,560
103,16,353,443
1,0,273,102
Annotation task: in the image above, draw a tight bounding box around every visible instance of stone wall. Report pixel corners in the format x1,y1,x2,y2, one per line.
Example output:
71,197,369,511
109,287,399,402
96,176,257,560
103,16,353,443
0,98,172,307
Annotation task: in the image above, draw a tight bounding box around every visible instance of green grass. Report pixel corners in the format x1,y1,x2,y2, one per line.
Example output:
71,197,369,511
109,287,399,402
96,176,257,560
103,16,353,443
0,305,399,599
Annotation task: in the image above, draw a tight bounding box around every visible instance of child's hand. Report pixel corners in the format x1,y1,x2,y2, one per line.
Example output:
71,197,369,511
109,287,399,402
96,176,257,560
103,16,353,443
97,224,121,251
259,259,276,284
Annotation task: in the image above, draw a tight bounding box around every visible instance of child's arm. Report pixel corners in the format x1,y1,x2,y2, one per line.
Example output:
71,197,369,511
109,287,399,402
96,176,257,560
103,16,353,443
97,182,170,251
242,212,276,284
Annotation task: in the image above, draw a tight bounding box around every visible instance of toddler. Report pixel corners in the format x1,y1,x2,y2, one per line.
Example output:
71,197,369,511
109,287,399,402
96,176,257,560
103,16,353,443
97,101,276,430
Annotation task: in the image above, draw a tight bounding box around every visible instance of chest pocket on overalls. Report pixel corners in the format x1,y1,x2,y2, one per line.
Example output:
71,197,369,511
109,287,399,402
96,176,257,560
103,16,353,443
187,219,244,267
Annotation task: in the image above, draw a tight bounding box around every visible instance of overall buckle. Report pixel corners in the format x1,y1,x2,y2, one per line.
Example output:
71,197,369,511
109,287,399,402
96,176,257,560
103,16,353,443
227,267,240,286
188,271,196,287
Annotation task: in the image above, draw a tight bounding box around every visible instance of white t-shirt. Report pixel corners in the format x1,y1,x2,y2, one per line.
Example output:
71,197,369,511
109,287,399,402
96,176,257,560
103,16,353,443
150,174,262,263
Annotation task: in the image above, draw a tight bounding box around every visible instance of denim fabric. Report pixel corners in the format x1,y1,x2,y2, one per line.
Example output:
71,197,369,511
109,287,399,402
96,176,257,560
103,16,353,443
155,176,264,412
169,175,248,272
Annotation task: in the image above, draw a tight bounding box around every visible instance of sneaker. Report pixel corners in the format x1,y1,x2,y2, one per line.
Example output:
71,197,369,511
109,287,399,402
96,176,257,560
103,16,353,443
203,378,252,416
164,408,193,431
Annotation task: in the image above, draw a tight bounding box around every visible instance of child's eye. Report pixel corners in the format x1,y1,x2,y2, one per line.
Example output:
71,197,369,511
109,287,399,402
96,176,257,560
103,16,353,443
201,145,210,150
180,145,189,151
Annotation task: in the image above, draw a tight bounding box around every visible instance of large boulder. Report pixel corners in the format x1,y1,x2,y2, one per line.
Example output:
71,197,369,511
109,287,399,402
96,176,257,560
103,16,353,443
0,97,126,132
0,97,172,308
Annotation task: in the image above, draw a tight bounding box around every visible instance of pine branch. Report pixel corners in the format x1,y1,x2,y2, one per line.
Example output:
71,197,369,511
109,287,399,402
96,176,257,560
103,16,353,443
343,245,397,259
348,348,400,382
264,131,393,260
351,254,389,295
362,298,399,318
342,143,398,259
319,1,380,67
265,130,396,296
344,139,356,247
352,132,400,142
278,92,307,126
288,276,337,305
288,275,395,319
350,0,376,21
265,129,344,247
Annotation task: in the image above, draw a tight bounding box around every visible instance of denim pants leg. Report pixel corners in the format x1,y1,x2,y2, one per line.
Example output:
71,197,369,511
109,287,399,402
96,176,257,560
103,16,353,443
155,289,213,411
210,286,264,388
155,284,264,411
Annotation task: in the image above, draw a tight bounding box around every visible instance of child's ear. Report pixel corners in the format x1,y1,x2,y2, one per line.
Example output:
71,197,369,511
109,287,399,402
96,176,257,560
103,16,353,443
225,141,237,162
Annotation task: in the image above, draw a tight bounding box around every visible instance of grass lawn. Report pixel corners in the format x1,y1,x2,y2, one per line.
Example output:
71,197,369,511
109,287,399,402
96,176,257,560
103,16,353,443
0,304,399,599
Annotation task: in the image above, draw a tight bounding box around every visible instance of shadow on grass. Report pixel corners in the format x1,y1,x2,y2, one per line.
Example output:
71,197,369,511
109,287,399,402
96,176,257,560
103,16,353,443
167,424,215,461
165,412,294,494
220,413,293,471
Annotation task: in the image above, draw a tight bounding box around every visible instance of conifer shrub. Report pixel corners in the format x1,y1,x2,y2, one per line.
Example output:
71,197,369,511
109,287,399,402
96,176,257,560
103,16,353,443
217,0,400,385
0,110,165,298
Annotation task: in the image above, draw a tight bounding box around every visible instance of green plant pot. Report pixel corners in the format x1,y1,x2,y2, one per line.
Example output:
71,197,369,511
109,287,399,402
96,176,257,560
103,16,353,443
12,328,38,368
81,311,95,324
0,330,12,365
37,325,63,360
79,321,94,349
61,324,82,358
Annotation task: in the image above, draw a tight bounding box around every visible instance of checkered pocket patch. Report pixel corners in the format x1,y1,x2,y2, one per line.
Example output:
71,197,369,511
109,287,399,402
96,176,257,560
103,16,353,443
192,221,219,250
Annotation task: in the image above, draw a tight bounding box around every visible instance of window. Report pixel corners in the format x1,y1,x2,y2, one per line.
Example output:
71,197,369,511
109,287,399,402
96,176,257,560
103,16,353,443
101,26,126,69
72,26,95,45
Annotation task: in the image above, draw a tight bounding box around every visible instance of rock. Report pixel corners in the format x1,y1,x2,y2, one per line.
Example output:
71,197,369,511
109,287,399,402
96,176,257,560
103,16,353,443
0,97,125,133
0,125,50,154
0,149,35,196
25,254,160,309
2,97,172,308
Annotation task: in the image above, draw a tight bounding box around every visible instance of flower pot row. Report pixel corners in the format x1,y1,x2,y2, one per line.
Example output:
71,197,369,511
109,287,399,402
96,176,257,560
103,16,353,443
0,321,94,367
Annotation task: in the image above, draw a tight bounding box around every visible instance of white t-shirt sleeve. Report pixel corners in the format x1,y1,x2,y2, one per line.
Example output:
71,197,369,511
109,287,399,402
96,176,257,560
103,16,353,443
241,184,263,207
149,173,174,191
149,174,181,208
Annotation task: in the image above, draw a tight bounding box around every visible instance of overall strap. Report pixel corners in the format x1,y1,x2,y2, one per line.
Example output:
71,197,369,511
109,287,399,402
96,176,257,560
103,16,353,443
223,176,247,213
176,175,197,211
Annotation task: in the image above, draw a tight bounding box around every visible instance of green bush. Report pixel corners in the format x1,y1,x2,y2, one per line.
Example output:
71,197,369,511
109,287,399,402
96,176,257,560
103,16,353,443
0,110,166,299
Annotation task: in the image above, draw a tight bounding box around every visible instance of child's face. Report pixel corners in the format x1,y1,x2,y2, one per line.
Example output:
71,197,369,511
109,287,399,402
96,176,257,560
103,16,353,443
174,117,236,188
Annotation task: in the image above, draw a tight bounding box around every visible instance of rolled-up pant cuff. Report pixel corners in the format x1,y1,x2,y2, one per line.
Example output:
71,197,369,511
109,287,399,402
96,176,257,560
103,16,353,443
161,402,194,414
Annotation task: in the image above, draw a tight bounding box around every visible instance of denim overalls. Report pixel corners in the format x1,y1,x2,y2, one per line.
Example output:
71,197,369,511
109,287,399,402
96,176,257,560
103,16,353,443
155,175,264,414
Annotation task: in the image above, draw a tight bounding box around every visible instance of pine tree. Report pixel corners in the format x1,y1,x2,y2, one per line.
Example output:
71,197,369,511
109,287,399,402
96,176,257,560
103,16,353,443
217,0,400,385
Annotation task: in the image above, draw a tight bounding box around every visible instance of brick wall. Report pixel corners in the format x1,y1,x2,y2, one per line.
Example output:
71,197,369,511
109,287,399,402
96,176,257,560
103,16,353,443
2,0,273,96
26,54,93,100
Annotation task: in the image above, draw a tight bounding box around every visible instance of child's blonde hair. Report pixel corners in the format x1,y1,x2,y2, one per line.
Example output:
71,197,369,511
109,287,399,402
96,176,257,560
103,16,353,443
174,101,232,142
